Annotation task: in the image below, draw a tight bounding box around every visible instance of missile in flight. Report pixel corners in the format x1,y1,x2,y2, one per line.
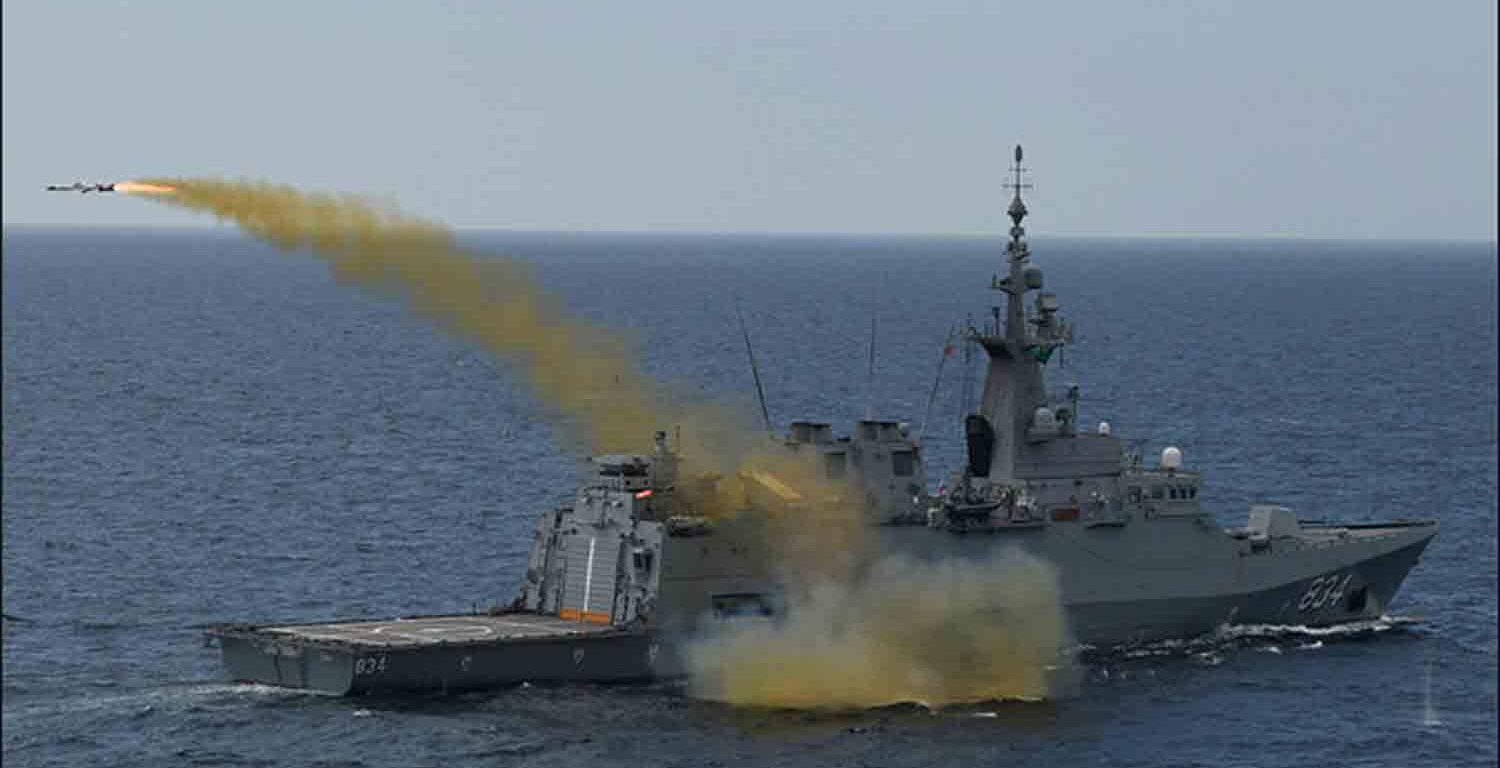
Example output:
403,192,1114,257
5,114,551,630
46,182,116,194
45,181,176,195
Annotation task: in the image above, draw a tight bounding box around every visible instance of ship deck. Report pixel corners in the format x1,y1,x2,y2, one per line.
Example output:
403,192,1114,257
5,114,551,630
209,613,620,650
1296,520,1438,542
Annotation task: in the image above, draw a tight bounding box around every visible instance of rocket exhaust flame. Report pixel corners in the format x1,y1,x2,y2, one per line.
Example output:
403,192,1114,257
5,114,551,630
115,182,177,195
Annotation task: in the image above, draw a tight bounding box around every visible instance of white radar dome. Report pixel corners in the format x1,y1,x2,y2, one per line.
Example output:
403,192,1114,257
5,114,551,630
1097,420,1112,436
1033,407,1056,430
1161,446,1183,471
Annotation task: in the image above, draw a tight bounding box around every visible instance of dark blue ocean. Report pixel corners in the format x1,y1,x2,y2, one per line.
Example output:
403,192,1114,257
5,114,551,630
3,227,1496,767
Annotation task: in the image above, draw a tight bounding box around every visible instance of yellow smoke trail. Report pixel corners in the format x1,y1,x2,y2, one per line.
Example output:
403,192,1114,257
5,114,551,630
130,178,860,547
127,178,861,508
131,177,666,454
685,552,1070,709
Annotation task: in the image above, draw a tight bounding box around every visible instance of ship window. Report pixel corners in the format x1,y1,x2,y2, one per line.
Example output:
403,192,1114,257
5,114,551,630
599,464,648,477
1150,486,1165,500
711,593,777,619
1168,487,1179,500
1188,487,1198,499
1128,486,1142,503
892,451,915,478
825,453,847,479
632,548,654,574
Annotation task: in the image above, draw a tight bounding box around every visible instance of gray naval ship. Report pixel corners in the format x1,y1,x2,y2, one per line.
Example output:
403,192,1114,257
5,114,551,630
207,146,1437,695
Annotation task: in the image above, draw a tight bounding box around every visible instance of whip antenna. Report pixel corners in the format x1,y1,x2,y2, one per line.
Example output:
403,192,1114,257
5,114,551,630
734,297,774,436
918,323,958,445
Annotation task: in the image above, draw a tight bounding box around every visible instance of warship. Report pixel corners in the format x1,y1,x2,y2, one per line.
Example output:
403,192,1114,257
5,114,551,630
207,147,1437,694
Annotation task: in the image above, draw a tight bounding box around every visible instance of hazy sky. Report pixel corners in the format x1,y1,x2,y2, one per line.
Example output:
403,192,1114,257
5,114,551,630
3,1,1495,239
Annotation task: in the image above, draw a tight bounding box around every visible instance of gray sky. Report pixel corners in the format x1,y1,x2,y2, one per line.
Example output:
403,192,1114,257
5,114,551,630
3,1,1495,240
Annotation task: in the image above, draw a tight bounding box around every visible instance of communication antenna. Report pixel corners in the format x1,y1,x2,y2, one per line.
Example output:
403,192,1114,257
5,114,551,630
958,315,976,433
865,311,878,421
734,297,774,436
1006,144,1034,202
862,273,885,421
917,323,958,445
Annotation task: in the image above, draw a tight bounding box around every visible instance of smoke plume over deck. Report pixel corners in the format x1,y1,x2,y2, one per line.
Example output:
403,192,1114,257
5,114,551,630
685,552,1070,709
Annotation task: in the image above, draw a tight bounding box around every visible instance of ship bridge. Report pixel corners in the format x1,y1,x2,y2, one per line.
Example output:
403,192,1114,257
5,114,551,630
964,145,1122,484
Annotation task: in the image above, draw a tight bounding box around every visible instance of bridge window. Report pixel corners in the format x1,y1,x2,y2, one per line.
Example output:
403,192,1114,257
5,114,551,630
599,464,648,477
892,451,915,478
1128,486,1142,503
1150,486,1165,500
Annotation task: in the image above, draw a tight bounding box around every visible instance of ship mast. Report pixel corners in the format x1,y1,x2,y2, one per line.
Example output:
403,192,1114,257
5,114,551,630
1002,144,1032,343
965,144,1069,482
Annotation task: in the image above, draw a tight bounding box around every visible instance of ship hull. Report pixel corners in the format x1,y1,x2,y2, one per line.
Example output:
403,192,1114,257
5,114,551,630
861,520,1438,646
1064,535,1434,645
211,524,1434,694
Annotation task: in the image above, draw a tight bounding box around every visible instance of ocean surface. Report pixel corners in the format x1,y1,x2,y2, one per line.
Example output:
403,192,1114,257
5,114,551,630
3,227,1496,767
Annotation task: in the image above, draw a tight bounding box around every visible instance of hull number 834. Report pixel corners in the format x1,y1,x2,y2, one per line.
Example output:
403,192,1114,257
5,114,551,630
354,655,389,676
1297,573,1352,613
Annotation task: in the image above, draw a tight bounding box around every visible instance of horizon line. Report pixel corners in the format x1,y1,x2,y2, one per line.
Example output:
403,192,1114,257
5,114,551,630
2,221,1496,247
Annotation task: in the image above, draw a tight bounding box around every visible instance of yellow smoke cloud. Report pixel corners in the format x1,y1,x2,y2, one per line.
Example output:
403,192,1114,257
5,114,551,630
685,551,1070,709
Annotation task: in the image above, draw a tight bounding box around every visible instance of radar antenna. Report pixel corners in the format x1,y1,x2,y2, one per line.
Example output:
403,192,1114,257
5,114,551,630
999,144,1034,342
1005,144,1033,231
